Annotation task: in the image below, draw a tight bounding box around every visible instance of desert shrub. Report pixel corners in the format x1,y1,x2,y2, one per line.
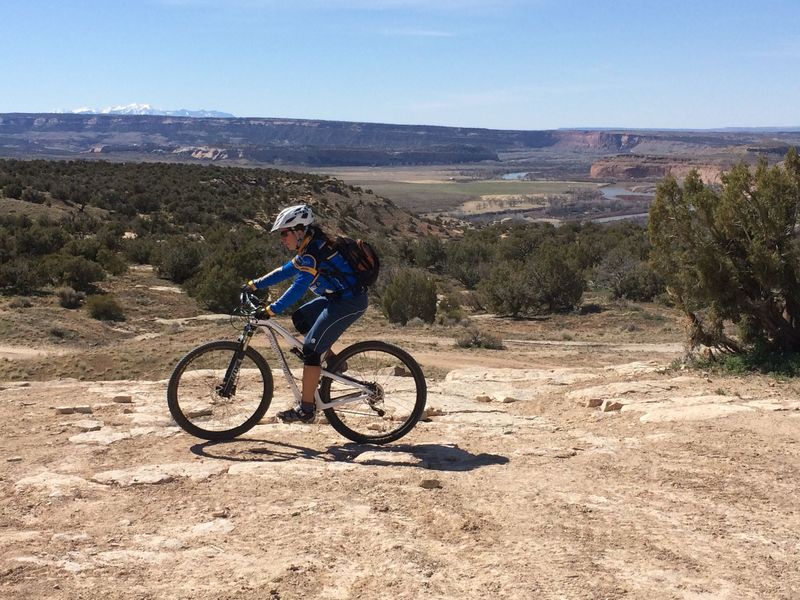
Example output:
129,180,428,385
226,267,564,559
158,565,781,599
478,262,530,316
527,247,585,313
41,255,106,292
614,263,664,301
594,246,664,301
63,236,102,261
96,248,128,276
381,268,437,325
649,149,800,353
15,223,69,257
0,258,46,294
56,286,85,309
186,264,243,312
687,346,800,378
3,183,22,199
8,297,32,309
49,327,71,339
579,303,603,314
480,247,585,315
444,233,494,289
0,230,12,264
455,327,505,350
121,237,156,264
86,294,125,321
405,317,427,328
412,235,446,271
184,226,283,312
95,223,126,252
151,237,205,283
21,188,46,204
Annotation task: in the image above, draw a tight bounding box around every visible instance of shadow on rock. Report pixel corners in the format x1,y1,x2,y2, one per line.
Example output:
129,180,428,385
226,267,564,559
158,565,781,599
190,438,339,463
348,443,509,471
190,439,508,472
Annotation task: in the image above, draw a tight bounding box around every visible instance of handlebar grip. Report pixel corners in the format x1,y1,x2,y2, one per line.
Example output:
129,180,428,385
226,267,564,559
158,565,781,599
239,287,273,318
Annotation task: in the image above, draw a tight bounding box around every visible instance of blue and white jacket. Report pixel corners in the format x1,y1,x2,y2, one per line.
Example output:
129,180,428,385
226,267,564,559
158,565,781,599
250,231,360,315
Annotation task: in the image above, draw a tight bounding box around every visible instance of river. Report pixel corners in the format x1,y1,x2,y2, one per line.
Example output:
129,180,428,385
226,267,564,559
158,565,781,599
500,173,653,202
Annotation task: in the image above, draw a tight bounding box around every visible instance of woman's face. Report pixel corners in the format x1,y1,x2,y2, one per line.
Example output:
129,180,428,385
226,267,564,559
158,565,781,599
279,228,301,251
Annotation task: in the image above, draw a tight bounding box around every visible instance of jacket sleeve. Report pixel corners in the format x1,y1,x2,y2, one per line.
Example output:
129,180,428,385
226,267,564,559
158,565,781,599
266,254,318,315
250,260,295,290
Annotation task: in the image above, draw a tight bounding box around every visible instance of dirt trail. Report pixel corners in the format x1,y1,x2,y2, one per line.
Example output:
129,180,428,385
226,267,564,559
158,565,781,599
2,336,799,599
0,345,72,360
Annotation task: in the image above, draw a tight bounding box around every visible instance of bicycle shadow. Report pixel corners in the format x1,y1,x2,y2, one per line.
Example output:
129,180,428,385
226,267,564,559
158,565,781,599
345,443,510,472
190,438,508,472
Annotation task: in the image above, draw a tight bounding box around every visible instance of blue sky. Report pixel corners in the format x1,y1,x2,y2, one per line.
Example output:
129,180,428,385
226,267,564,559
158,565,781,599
3,0,799,129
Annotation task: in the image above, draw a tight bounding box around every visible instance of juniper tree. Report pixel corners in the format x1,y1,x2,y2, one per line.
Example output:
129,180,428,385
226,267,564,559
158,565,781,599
648,148,800,352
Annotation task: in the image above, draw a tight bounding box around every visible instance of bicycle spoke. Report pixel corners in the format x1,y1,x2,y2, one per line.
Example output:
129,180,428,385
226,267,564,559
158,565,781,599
168,341,273,440
320,342,426,444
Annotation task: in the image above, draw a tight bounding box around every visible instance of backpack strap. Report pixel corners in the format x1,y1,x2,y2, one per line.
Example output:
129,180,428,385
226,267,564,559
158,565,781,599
301,232,358,291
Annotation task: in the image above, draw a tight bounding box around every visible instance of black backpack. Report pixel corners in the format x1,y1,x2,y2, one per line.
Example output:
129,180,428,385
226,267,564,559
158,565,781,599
332,236,380,288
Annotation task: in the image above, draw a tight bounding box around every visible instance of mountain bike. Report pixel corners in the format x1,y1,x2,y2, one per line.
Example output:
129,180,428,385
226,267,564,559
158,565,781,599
167,290,427,444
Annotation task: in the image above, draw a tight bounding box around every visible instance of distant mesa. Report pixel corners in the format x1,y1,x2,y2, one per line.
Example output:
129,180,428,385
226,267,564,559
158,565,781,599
2,111,799,171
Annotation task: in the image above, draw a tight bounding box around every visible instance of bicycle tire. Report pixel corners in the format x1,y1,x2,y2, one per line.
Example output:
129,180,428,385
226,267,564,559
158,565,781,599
319,341,426,444
167,340,273,441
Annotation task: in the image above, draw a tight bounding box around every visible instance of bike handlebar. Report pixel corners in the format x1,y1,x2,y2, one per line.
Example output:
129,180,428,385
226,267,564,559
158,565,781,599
239,288,270,318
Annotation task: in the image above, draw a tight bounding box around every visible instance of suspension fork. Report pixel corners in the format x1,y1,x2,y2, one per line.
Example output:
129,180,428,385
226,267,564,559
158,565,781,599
217,324,256,398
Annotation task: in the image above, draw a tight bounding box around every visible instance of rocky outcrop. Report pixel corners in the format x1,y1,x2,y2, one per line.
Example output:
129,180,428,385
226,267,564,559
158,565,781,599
590,155,726,183
552,131,642,152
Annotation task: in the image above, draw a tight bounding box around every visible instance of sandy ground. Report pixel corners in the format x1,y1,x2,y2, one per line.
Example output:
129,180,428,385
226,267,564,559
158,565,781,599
2,332,799,600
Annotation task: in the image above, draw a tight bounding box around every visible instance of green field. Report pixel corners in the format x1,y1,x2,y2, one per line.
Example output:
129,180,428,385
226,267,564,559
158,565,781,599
331,178,600,214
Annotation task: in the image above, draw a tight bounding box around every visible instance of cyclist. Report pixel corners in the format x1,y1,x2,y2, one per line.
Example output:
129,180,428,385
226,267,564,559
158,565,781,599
243,204,369,423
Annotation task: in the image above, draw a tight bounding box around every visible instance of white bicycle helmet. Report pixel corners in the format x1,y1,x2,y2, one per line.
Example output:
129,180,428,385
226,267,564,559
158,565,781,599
270,204,315,232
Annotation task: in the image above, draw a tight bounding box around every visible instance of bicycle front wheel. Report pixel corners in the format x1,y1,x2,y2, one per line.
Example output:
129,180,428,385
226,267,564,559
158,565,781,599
319,341,426,444
167,341,273,441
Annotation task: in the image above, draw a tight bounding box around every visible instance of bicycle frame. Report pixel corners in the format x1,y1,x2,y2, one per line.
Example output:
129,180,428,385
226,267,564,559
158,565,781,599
238,316,374,411
167,290,425,443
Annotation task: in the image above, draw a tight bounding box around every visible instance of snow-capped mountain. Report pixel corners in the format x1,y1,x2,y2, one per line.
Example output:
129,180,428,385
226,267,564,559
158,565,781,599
65,103,235,118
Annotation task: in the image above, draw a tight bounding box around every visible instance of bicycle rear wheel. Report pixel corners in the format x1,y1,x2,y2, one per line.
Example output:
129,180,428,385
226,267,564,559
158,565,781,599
319,341,426,444
167,340,273,441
